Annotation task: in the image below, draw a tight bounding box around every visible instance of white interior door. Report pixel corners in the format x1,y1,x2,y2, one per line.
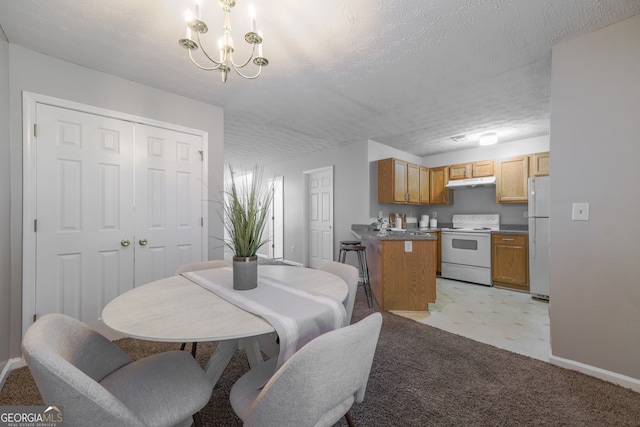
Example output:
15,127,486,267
268,176,284,259
34,104,136,326
306,167,333,268
27,99,207,333
134,124,204,285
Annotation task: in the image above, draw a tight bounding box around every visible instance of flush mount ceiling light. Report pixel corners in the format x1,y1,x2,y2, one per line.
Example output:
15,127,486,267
479,133,498,146
179,0,268,83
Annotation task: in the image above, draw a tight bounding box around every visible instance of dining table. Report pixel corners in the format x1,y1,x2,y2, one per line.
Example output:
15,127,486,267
101,265,348,388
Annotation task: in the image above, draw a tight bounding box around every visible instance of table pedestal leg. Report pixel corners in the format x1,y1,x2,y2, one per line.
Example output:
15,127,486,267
204,339,238,386
241,337,264,368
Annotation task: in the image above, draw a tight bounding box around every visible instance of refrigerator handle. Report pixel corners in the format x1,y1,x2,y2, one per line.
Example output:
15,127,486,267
529,177,536,217
530,220,536,259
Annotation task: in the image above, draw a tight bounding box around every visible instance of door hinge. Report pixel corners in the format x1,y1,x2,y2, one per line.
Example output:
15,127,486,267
34,124,37,137
201,217,204,227
33,313,37,323
198,150,203,161
34,219,37,232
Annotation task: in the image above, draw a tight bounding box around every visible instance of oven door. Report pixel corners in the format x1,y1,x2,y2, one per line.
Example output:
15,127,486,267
441,232,491,268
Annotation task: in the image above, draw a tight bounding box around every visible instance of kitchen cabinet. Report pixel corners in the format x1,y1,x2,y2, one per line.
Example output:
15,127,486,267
530,152,550,177
377,158,424,205
419,166,430,204
492,233,529,291
449,160,494,180
367,238,437,310
495,156,529,203
429,166,450,204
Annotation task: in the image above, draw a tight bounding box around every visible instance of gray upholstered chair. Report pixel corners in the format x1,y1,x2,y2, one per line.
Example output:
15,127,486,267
230,312,383,427
174,259,230,355
319,261,359,323
21,313,212,427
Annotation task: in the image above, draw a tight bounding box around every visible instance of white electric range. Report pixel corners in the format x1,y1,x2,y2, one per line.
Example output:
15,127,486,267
440,214,500,286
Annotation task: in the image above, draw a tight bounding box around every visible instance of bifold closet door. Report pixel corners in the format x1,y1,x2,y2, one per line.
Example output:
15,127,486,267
35,104,136,324
133,124,203,286
33,105,204,326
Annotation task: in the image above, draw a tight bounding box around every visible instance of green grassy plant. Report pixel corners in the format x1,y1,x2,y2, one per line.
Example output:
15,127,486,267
222,165,273,257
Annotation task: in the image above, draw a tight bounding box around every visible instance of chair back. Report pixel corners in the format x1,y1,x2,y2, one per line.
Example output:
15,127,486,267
319,261,359,323
174,259,230,275
244,312,382,427
21,313,145,427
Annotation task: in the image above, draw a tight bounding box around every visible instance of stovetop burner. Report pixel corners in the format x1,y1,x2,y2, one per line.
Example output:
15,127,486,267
442,214,500,233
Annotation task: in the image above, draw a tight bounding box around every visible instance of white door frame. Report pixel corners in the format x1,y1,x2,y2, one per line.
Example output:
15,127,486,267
302,166,334,267
21,92,209,336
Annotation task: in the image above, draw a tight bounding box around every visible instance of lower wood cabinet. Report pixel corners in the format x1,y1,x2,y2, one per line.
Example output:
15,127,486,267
491,233,529,291
367,238,437,310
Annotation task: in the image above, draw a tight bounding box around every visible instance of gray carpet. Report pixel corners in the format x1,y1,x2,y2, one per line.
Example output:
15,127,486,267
3,287,640,426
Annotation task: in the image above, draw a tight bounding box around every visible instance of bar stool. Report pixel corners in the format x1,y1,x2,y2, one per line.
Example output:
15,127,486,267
338,241,373,307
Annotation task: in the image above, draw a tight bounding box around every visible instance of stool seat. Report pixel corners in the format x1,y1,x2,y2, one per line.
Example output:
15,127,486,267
338,243,373,308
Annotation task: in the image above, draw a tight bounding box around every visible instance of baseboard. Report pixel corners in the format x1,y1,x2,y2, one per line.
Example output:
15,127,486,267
550,355,640,393
0,357,26,391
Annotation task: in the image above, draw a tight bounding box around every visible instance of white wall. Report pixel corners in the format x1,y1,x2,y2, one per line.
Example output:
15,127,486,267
0,32,11,368
263,142,369,265
4,45,225,361
549,14,640,385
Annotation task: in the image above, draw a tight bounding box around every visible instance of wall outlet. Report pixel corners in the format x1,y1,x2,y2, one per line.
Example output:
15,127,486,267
290,245,295,253
432,212,437,219
571,203,589,221
404,241,413,252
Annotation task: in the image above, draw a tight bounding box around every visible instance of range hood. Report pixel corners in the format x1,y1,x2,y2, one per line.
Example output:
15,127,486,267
446,176,496,189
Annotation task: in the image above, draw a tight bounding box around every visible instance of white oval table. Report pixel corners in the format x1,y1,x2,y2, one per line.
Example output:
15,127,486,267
102,265,347,387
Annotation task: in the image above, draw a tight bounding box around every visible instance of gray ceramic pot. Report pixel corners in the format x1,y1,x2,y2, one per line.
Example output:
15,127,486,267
233,256,258,290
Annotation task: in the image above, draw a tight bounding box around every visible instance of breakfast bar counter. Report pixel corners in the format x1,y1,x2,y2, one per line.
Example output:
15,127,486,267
351,225,437,311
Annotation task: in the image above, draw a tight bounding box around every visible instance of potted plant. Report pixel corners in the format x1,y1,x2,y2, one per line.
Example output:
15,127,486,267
222,164,273,290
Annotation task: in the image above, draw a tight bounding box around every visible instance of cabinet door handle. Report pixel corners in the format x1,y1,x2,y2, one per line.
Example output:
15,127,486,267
501,238,515,241
139,238,148,246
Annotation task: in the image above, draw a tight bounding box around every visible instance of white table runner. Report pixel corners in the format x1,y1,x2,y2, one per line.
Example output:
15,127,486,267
182,266,347,369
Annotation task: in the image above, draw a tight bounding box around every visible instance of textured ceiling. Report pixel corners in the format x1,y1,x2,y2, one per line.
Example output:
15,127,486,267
1,1,639,166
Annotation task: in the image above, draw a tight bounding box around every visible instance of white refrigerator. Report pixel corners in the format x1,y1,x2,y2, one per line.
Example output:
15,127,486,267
528,176,550,299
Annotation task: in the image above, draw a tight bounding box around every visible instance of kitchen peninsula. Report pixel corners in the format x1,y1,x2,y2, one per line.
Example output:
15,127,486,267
351,225,438,311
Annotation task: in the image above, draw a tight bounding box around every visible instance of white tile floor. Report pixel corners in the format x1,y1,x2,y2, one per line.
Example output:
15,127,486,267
392,277,551,362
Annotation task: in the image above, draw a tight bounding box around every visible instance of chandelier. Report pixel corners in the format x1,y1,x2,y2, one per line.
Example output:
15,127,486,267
179,0,268,83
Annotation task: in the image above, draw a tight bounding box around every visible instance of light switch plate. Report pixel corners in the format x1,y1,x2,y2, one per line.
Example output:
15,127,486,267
404,241,412,252
572,203,589,221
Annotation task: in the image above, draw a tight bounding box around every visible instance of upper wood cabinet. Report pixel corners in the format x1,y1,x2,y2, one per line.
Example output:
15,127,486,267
449,160,494,180
496,156,529,203
378,158,426,205
429,166,450,205
419,166,430,204
530,152,549,177
407,162,420,204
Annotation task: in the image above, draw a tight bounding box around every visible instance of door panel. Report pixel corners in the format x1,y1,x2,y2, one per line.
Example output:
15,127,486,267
35,104,135,325
134,124,203,285
307,167,333,268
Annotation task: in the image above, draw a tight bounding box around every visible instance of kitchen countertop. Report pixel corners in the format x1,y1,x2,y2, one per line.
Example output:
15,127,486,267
352,224,528,240
351,224,438,241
